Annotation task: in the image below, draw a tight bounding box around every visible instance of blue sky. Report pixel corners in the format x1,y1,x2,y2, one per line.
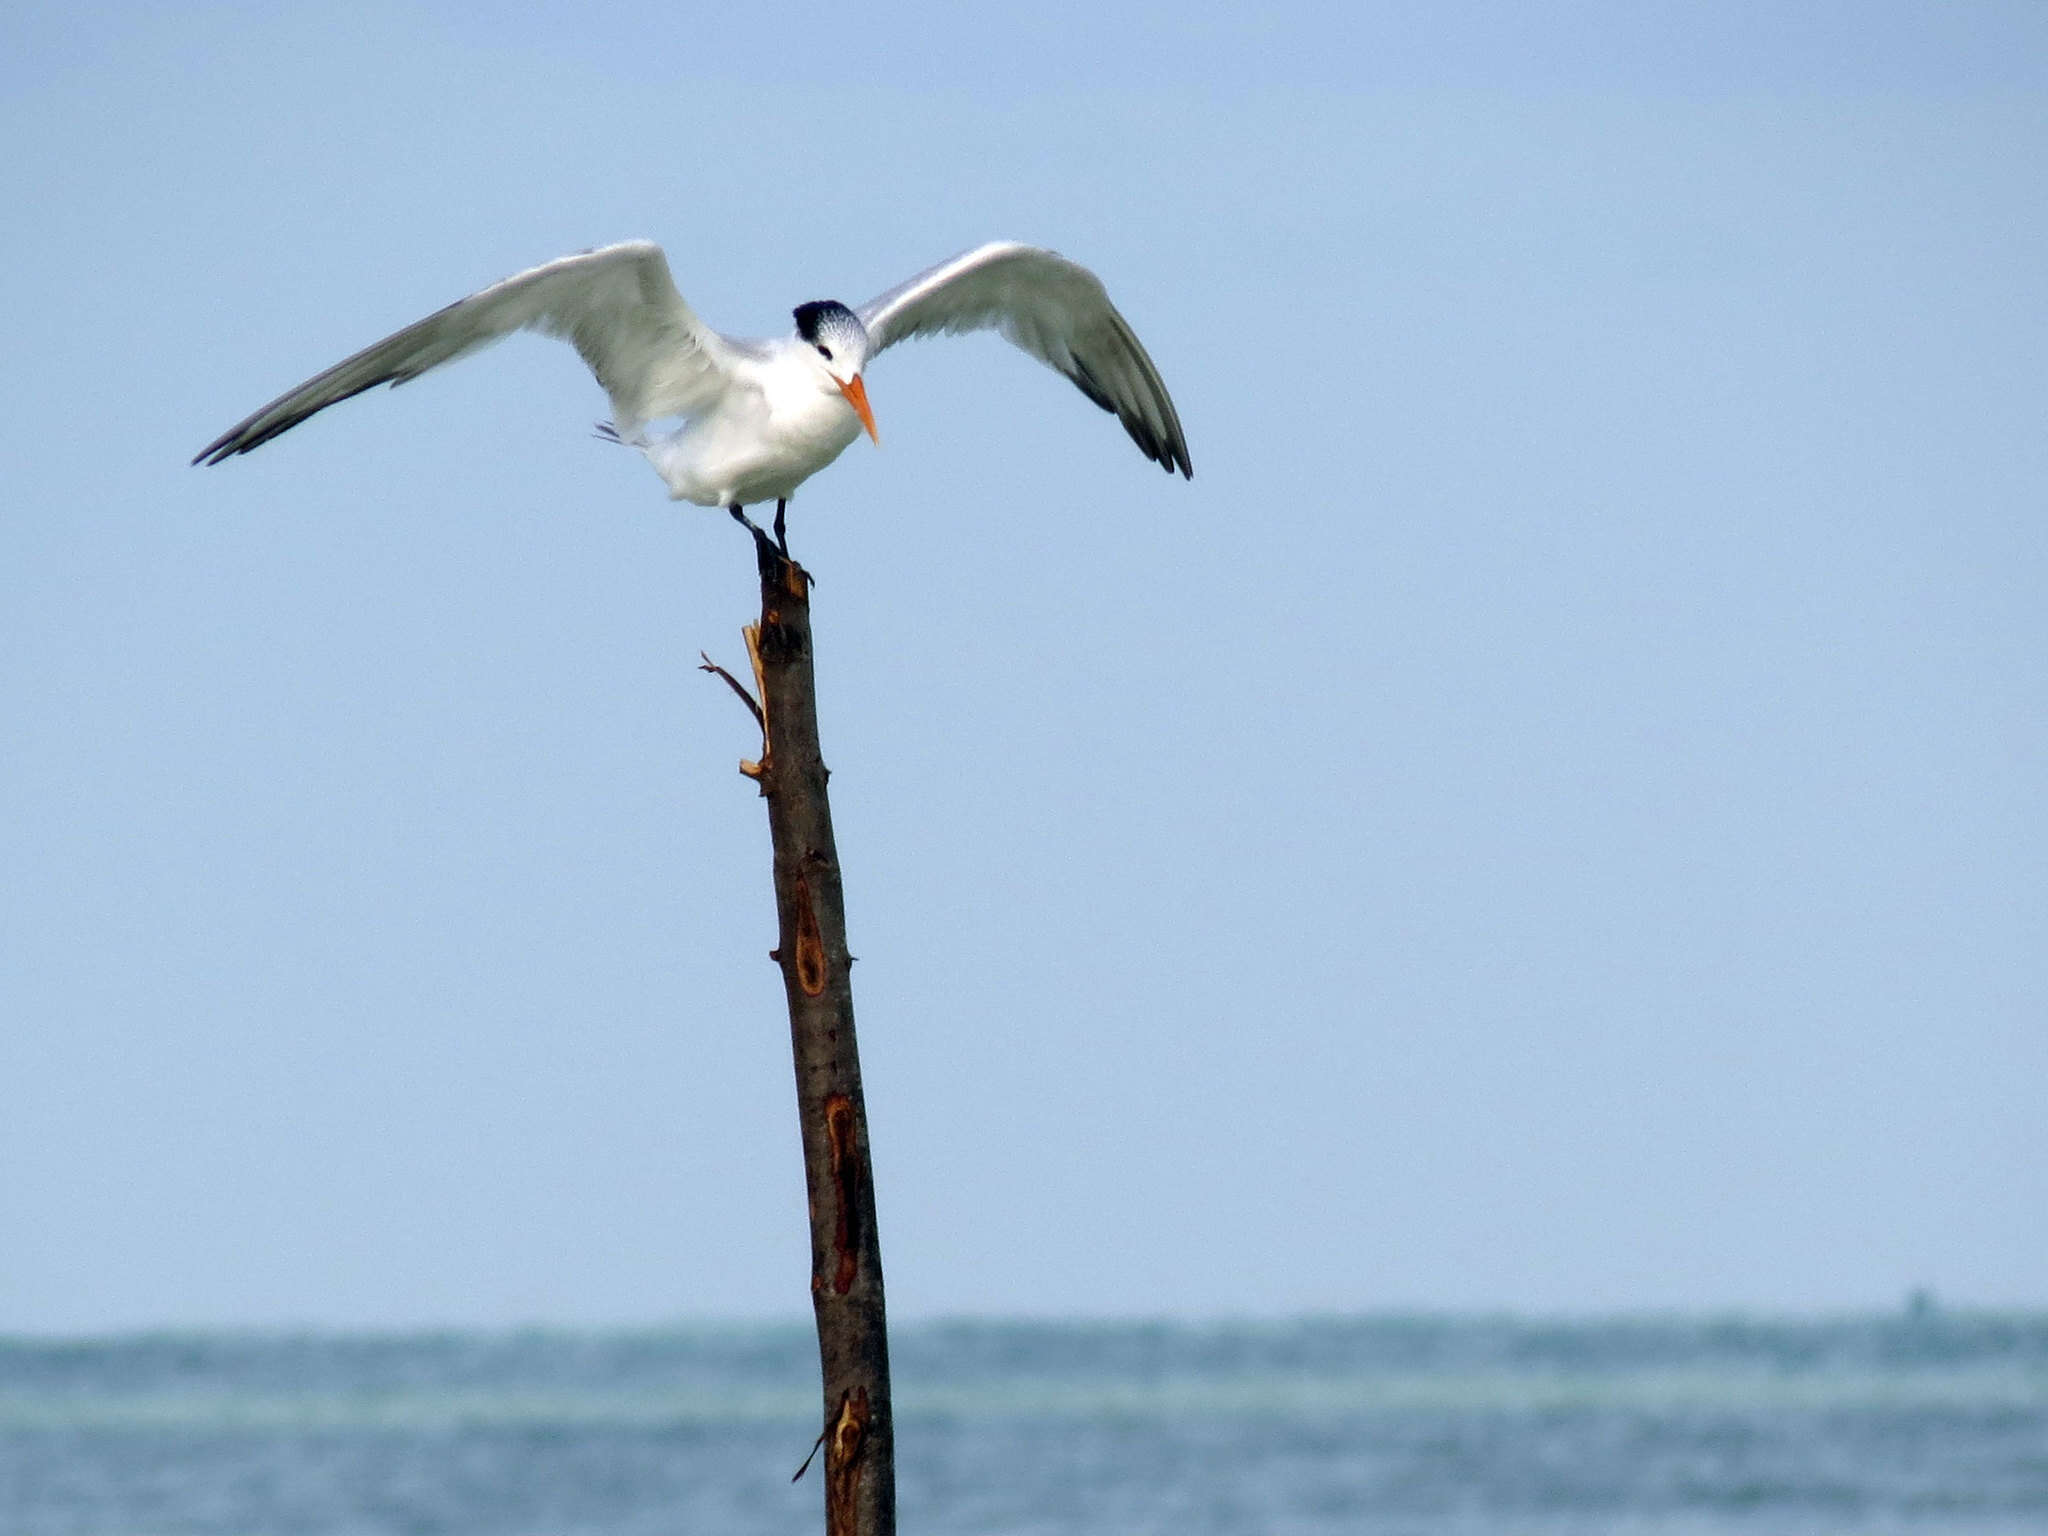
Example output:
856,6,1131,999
3,3,2044,1330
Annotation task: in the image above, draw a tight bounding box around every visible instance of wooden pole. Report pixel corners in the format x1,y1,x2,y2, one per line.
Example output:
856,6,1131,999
703,531,895,1536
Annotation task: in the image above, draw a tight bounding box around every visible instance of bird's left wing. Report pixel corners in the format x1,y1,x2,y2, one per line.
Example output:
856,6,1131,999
857,243,1191,478
194,242,740,464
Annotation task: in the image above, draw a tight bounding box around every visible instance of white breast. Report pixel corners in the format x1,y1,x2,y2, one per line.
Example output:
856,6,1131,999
641,349,862,507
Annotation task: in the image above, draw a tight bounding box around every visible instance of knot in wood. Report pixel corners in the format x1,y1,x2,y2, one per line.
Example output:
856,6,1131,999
793,876,829,996
825,1094,861,1296
823,1387,870,1536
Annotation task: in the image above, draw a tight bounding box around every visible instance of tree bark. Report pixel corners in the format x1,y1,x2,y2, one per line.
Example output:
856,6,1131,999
708,534,894,1536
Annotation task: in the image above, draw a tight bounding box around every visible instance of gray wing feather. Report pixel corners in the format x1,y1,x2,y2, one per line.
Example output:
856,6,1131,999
857,243,1191,478
193,242,736,465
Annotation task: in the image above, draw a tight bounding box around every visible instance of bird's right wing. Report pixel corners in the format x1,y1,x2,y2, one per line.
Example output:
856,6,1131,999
194,242,741,464
857,243,1191,478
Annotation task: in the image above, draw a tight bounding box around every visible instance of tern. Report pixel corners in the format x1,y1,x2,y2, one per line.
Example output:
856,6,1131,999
193,240,1191,549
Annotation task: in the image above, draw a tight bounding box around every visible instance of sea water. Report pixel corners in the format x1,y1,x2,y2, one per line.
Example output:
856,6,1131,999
2,1314,2043,1534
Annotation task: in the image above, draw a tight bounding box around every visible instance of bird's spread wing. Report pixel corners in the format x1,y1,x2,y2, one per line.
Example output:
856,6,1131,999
857,243,1191,478
193,242,740,464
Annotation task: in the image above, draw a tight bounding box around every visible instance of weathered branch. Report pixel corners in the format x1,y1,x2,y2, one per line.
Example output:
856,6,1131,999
708,530,894,1536
697,650,764,733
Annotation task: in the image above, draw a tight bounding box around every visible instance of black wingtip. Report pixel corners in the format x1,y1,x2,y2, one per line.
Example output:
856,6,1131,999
191,429,266,466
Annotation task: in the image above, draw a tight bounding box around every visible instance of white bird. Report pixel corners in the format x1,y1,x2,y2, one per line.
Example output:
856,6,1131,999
194,240,1191,548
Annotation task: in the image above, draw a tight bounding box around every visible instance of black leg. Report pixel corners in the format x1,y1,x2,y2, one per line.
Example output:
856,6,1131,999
773,499,789,558
729,501,811,584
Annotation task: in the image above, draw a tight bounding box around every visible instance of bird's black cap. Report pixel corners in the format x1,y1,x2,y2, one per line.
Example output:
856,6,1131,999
793,300,858,342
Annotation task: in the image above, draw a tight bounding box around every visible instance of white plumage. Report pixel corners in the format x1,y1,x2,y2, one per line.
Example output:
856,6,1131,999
194,241,1191,514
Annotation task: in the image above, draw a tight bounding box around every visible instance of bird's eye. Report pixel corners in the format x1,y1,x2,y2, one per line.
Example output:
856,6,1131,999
816,344,833,361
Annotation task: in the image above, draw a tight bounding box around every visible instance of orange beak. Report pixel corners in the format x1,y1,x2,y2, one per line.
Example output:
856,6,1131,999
837,374,879,444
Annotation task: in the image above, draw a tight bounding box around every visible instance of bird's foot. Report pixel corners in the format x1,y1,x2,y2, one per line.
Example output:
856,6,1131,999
729,503,811,589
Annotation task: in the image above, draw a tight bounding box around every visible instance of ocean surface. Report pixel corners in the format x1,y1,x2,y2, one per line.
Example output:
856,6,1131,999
2,1313,2043,1535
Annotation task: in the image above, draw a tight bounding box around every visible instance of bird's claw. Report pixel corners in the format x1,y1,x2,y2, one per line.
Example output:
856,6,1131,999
728,504,812,587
